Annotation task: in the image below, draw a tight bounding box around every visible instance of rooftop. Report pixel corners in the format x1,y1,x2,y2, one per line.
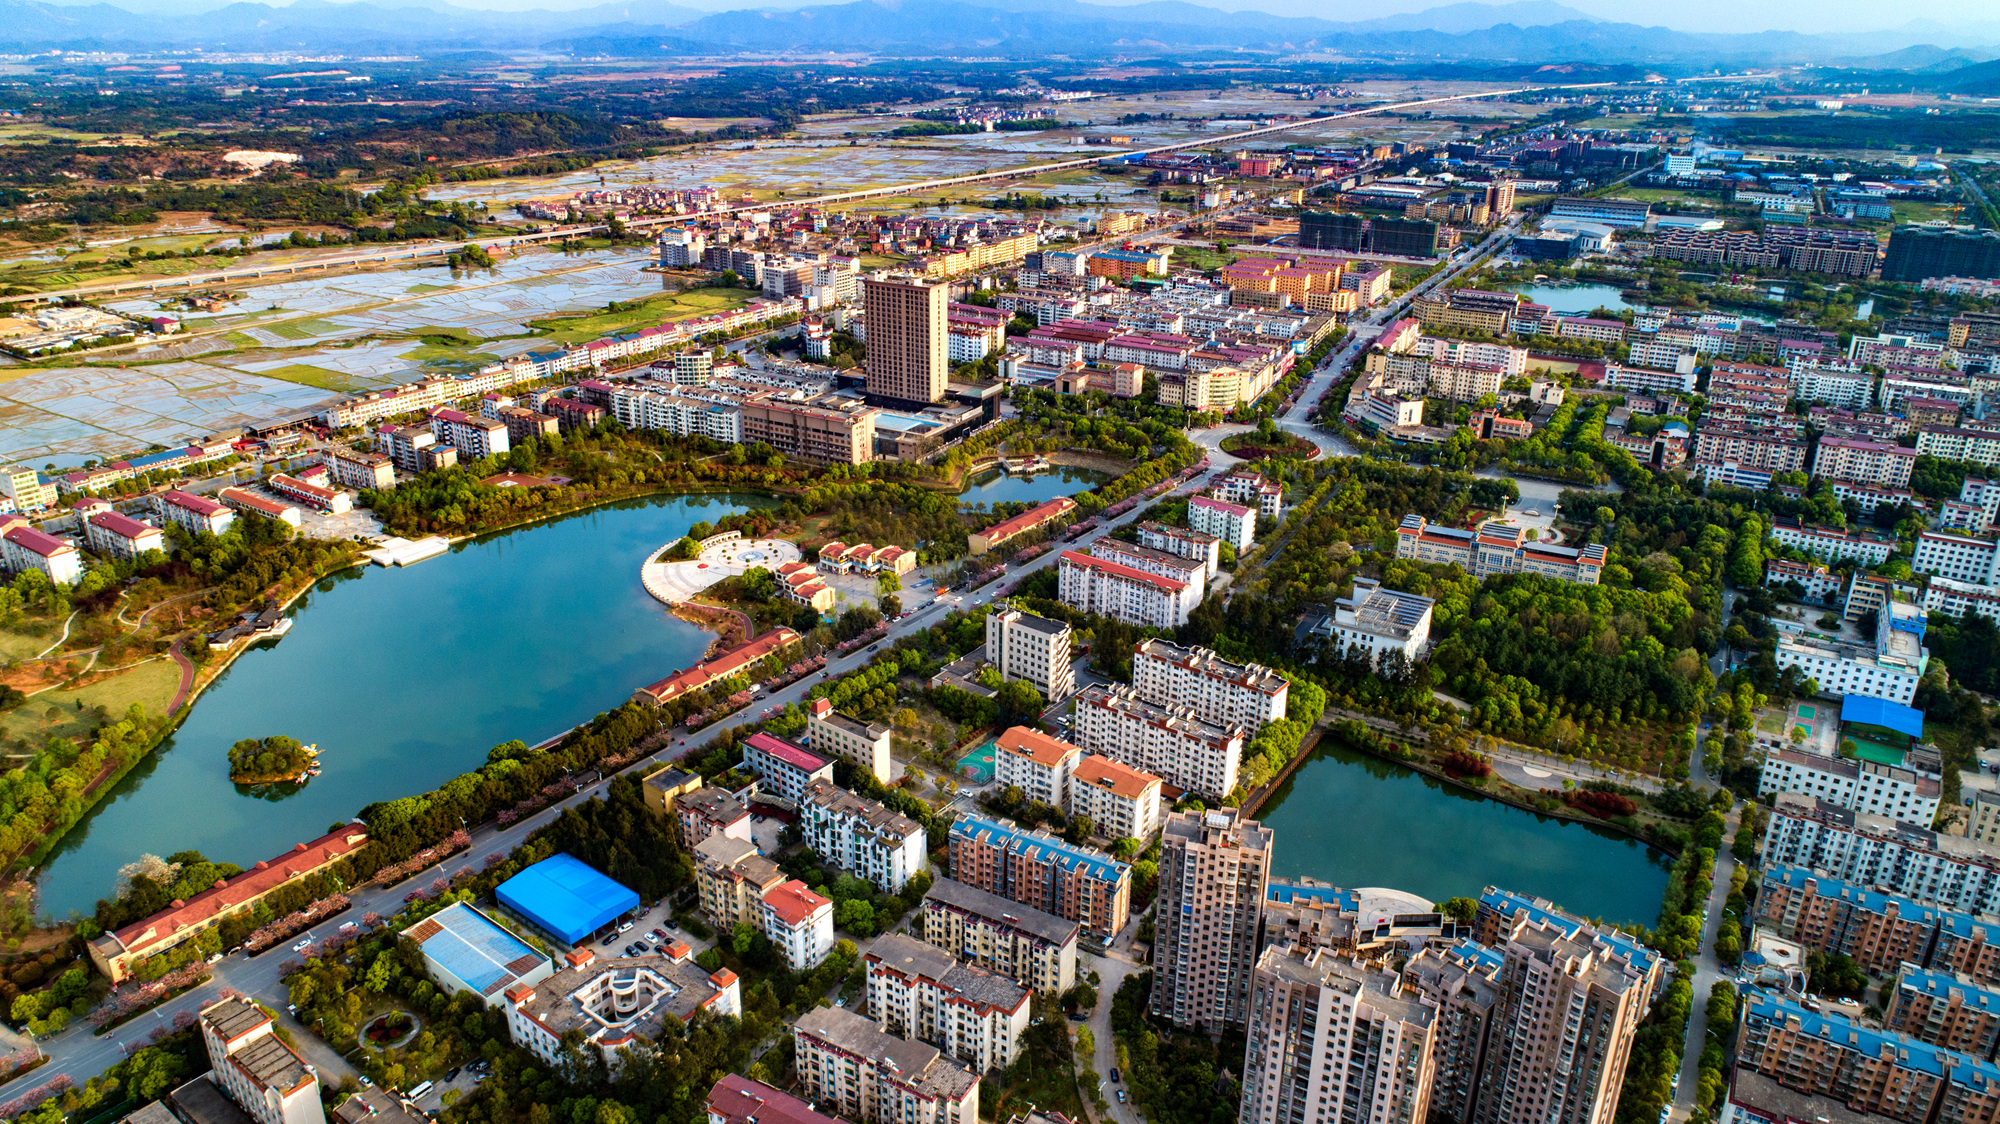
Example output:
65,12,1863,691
101,826,369,957
511,949,735,1047
705,1075,849,1124
995,726,1082,769
922,877,1081,946
743,732,832,775
1072,755,1162,800
950,815,1129,886
402,901,550,998
763,879,832,927
793,1006,979,1099
1060,550,1186,595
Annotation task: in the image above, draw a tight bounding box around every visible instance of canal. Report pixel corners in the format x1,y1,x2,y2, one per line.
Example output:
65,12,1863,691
1258,739,1671,926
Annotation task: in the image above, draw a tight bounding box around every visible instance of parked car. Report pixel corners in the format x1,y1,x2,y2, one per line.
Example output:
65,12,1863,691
445,1068,461,1083
1110,1069,1120,1083
617,920,634,933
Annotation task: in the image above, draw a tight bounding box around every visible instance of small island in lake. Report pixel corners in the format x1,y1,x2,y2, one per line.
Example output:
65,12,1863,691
227,736,320,784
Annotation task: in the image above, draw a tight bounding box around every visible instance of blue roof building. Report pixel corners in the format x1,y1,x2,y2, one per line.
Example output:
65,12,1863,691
496,854,641,945
402,901,555,1007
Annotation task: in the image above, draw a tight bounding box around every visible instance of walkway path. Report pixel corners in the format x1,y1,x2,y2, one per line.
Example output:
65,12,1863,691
166,640,195,715
1670,810,1738,1123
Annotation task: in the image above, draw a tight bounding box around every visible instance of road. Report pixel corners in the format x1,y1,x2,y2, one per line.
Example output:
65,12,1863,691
1668,809,1738,1124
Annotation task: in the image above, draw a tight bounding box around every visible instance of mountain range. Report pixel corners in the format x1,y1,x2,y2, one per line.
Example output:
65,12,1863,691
6,0,2000,68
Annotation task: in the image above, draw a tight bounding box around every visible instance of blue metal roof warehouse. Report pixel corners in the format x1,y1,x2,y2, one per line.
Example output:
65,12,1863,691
495,853,640,945
1840,695,1925,741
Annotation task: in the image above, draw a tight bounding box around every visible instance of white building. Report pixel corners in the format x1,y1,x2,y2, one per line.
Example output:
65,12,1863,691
321,448,395,491
1602,362,1699,394
1757,750,1941,826
792,1006,980,1124
1239,947,1438,1124
806,698,893,783
1071,683,1245,800
1091,538,1208,604
505,946,741,1072
799,779,927,893
1768,519,1895,566
1775,598,1929,705
1914,530,2000,585
1188,495,1256,553
1069,755,1163,842
0,467,55,514
1213,470,1284,519
864,933,1031,1074
1788,360,1875,410
198,996,326,1124
403,901,555,1009
1,520,83,585
156,489,236,537
985,609,1075,700
430,408,511,461
1131,638,1289,730
761,879,835,970
1761,793,2000,918
82,510,163,562
994,726,1081,810
739,732,835,807
1136,520,1222,579
1057,549,1199,628
1314,578,1435,668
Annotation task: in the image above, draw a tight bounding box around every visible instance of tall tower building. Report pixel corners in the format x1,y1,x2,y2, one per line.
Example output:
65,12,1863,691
1470,916,1656,1124
1151,807,1272,1031
1240,947,1438,1124
863,275,948,405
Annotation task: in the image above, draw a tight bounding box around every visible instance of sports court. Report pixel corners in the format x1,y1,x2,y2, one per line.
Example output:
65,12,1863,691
957,739,997,785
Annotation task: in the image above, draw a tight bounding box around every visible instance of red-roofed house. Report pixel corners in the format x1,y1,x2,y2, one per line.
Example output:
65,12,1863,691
218,486,301,527
740,732,835,805
1057,550,1198,628
761,880,834,970
706,1074,851,1124
84,510,164,561
632,628,803,706
995,726,1082,808
2,521,83,585
90,825,371,982
970,497,1078,556
157,489,236,536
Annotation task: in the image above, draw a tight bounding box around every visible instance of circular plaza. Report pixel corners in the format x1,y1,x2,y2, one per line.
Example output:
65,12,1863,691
641,533,801,605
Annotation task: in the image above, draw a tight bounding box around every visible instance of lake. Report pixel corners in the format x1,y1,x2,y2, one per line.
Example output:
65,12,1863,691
958,466,1110,508
1257,739,1671,926
36,493,773,919
1511,282,1633,316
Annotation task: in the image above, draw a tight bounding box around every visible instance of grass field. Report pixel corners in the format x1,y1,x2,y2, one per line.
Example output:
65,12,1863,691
1614,187,1722,205
257,363,373,391
529,287,750,345
1893,200,1960,224
0,657,183,752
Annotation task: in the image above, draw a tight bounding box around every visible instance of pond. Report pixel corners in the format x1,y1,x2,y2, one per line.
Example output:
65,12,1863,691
1257,738,1671,926
957,466,1111,508
1510,282,1633,316
36,493,774,918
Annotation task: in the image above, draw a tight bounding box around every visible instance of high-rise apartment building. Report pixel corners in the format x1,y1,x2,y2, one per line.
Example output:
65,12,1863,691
986,608,1075,699
947,815,1131,945
1240,947,1439,1124
1152,808,1273,1031
1132,638,1289,729
863,275,949,405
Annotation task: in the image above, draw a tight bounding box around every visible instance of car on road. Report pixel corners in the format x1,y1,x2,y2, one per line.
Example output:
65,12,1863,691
404,892,422,902
292,938,313,952
1111,1069,1120,1083
445,1068,461,1083
1117,1091,1127,1103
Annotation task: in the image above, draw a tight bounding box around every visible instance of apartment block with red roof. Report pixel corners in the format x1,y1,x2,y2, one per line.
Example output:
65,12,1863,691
1057,550,1198,629
740,732,834,806
761,879,835,970
994,726,1082,809
1188,495,1255,553
199,996,326,1124
1070,755,1164,841
83,509,164,561
0,518,82,585
705,1075,850,1124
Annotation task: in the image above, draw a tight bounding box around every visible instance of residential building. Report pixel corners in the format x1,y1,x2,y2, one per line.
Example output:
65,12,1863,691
1072,682,1246,800
1753,866,1946,978
321,448,395,491
1314,577,1435,669
806,698,893,783
985,609,1075,700
705,1075,846,1124
1189,495,1256,553
377,424,437,474
505,946,740,1071
0,467,55,514
739,396,878,466
1916,531,2000,585
83,510,163,561
1393,516,1606,585
1091,538,1208,605
1883,225,2000,285
1136,521,1222,579
1790,362,1877,410
1769,518,1896,566
431,408,511,461
1775,597,1929,705
1132,639,1289,730
1883,966,2000,1058
1057,550,1198,629
1549,197,1650,228
1239,946,1438,1124
947,815,1131,945
1758,750,1941,825
865,933,1032,1073
1693,427,1809,475
677,787,753,851
792,1006,980,1124
799,779,928,893
156,490,235,537
1814,436,1917,488
864,276,950,406
1736,990,2000,1124
268,473,351,515
1068,755,1163,843
198,997,325,1124
1762,794,2000,919
920,877,1079,994
694,834,786,933
739,732,834,807
761,879,836,970
1152,808,1273,1031
994,726,1081,810
217,487,300,528
1919,428,2000,469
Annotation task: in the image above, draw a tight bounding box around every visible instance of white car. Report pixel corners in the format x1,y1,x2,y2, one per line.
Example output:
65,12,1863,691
292,938,313,952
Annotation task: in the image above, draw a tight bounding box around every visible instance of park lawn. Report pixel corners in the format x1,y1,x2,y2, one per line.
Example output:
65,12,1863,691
0,620,60,662
0,657,183,752
528,288,751,345
257,363,375,392
1615,187,1722,205
1893,200,1959,224
1174,246,1241,272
